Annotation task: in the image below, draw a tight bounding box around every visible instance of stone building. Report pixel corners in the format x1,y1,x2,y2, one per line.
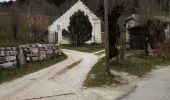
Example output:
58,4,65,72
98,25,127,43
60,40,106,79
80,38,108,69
125,14,145,50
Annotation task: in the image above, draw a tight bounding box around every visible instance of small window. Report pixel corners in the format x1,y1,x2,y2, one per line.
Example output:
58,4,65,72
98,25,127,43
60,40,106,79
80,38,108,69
57,25,60,31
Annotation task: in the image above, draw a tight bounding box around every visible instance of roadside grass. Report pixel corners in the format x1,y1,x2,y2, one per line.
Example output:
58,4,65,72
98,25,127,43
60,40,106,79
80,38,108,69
84,57,120,87
61,44,104,53
112,55,170,77
0,53,67,84
84,54,170,87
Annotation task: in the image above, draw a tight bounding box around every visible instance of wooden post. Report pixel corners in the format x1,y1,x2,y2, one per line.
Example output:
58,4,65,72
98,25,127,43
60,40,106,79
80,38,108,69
104,0,110,71
169,0,170,38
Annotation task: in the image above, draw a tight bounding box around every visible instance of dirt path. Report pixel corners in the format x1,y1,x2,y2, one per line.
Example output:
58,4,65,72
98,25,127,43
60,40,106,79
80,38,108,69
118,66,170,100
0,49,104,100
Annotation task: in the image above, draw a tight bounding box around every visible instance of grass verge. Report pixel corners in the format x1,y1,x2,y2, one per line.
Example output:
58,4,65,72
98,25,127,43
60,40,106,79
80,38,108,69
0,53,67,84
84,54,170,87
112,55,170,77
61,44,104,53
84,57,120,87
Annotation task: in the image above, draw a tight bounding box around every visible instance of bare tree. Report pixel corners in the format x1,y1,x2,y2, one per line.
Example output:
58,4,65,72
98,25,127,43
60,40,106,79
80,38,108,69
30,16,49,42
10,3,21,40
81,0,169,70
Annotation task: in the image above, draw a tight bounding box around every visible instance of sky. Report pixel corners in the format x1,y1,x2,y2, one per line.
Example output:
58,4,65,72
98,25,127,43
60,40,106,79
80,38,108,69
0,0,15,2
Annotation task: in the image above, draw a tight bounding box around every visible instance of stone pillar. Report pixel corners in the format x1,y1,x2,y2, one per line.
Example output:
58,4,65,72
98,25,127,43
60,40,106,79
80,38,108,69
18,45,26,66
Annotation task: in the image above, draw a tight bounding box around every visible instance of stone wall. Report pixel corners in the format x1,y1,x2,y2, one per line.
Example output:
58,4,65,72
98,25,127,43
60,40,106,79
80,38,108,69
0,44,61,69
0,47,18,69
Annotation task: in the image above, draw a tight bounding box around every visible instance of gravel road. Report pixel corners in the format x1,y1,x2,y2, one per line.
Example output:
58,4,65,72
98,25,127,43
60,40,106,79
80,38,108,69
1,49,170,100
119,66,170,100
0,49,104,100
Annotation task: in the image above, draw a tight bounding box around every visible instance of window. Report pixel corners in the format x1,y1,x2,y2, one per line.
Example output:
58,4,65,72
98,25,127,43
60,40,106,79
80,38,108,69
57,25,61,31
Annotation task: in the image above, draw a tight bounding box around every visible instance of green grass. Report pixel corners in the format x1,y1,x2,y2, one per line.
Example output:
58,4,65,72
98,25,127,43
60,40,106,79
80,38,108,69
84,54,170,87
0,53,67,84
61,44,104,53
112,55,170,77
84,57,120,87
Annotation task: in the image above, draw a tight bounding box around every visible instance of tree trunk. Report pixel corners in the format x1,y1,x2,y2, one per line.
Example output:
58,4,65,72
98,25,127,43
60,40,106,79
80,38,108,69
108,10,121,61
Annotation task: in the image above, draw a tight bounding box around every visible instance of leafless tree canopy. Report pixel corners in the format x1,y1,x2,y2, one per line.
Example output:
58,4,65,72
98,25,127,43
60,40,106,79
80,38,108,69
81,0,169,60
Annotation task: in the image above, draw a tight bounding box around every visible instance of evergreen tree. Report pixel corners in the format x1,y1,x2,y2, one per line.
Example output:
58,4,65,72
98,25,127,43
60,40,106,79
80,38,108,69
68,10,92,46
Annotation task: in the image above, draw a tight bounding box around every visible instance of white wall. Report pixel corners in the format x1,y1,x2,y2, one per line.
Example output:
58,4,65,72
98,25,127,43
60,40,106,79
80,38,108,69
48,0,102,44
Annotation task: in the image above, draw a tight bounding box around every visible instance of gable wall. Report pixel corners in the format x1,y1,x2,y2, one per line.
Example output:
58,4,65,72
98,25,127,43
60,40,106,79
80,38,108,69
48,1,102,44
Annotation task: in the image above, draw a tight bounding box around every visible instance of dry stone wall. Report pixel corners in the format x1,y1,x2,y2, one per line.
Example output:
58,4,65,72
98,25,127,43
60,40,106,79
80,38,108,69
0,44,61,69
0,47,18,69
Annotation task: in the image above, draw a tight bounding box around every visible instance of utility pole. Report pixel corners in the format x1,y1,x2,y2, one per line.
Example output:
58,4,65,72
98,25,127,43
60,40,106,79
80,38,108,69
169,0,170,39
104,0,110,71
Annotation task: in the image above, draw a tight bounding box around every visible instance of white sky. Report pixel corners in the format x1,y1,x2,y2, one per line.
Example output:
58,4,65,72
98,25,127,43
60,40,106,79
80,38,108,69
0,0,15,2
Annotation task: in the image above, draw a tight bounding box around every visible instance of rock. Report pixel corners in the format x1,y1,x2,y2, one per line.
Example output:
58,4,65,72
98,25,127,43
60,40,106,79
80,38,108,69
37,44,42,48
26,57,31,61
12,47,17,51
0,57,5,63
13,61,17,66
5,51,10,56
0,50,5,57
30,48,39,54
31,44,37,48
2,62,15,68
5,56,16,62
6,47,11,51
31,57,39,61
0,47,5,51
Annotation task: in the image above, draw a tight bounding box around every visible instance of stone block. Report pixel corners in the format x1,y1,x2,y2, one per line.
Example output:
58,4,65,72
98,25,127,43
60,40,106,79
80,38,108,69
31,44,37,48
5,51,10,56
9,50,13,56
30,48,39,54
26,57,31,61
2,62,15,68
11,51,18,56
6,47,11,50
5,56,16,62
39,48,43,51
25,44,30,48
13,61,17,66
12,47,17,51
39,54,46,60
0,47,5,51
0,50,5,57
54,50,59,54
37,44,42,48
31,57,39,62
0,57,5,63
